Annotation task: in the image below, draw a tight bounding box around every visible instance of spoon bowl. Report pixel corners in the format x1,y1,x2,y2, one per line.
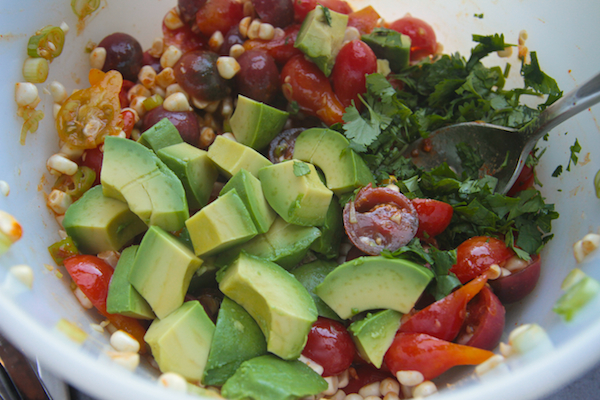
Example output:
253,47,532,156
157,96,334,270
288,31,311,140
404,71,600,194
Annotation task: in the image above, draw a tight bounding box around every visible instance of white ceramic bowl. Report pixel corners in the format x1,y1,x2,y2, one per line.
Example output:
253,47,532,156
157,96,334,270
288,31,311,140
1,1,600,399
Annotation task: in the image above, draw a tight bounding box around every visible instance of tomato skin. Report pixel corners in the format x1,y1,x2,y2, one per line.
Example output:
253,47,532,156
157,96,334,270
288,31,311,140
118,80,135,109
162,21,207,55
388,16,437,61
195,0,245,37
384,332,494,381
489,255,541,304
281,54,345,126
456,286,505,350
293,0,352,22
243,24,303,65
343,365,393,394
411,198,453,239
347,6,381,34
120,109,136,138
451,236,515,283
507,164,535,197
317,0,353,14
400,274,488,342
63,255,147,352
331,40,378,109
343,184,419,255
79,147,103,186
301,317,356,377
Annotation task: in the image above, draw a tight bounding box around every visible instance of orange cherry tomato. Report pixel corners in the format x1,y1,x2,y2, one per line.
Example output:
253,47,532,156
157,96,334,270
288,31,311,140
347,6,381,34
195,0,244,37
243,24,303,65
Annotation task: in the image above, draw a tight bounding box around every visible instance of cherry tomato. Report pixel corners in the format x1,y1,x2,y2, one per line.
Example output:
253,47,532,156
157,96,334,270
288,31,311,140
63,255,147,352
331,40,378,109
347,6,381,34
388,16,437,61
343,184,418,255
400,274,488,342
162,20,207,54
267,128,304,163
451,236,515,284
343,365,393,394
281,54,345,126
456,286,505,350
489,255,541,304
411,198,454,239
195,0,245,37
301,317,356,377
121,109,136,138
243,24,303,65
56,70,123,149
79,147,103,186
384,332,494,381
119,79,135,108
507,164,535,196
293,0,316,22
317,0,353,14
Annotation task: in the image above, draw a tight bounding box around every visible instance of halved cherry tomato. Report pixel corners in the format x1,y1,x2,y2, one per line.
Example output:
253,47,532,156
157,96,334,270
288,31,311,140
56,70,123,149
244,24,303,65
79,147,103,186
347,6,381,34
281,54,345,126
489,255,541,304
507,164,535,197
63,255,147,352
118,79,136,109
343,365,393,394
450,236,515,283
331,40,378,109
163,21,207,55
301,317,356,377
121,109,136,138
343,184,418,255
388,16,438,61
411,198,453,239
456,286,505,350
400,274,488,342
195,0,244,37
384,332,494,381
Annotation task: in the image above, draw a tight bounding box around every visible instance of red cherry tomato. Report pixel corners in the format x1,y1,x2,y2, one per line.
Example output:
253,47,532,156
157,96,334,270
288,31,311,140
79,147,103,186
384,332,494,381
63,255,147,352
317,0,353,14
162,20,207,55
400,274,488,342
388,16,437,61
301,317,356,377
411,198,453,239
343,184,419,255
281,54,345,126
331,40,378,109
507,164,535,196
456,286,505,350
293,0,317,22
195,0,244,37
489,255,541,304
118,79,135,109
451,236,515,283
347,6,381,34
243,24,303,65
343,365,393,394
121,109,136,138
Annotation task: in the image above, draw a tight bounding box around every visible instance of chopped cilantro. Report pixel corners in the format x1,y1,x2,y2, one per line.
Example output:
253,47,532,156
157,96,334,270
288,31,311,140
293,161,311,177
321,5,332,26
567,138,582,171
474,13,484,19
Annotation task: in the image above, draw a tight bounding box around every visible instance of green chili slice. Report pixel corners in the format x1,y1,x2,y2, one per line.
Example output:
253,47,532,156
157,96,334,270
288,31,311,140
71,0,101,18
48,236,80,266
52,166,97,200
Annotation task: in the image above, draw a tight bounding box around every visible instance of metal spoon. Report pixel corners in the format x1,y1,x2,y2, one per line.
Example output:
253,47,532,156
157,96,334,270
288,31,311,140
403,71,600,194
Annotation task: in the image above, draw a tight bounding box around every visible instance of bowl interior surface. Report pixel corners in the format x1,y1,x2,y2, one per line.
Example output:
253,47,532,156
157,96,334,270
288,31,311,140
1,1,600,400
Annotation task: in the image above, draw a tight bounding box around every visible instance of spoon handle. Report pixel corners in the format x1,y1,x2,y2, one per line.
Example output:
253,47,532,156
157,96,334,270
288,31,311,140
521,71,600,141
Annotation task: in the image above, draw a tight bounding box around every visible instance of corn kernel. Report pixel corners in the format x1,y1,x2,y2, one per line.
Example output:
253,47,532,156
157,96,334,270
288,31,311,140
138,65,157,89
148,37,165,58
258,23,275,40
239,16,252,38
47,189,73,214
163,92,193,112
156,67,176,89
106,351,140,371
48,81,68,104
247,19,262,40
110,330,140,353
217,56,241,80
15,82,40,107
229,44,246,59
209,31,225,51
164,8,184,30
10,265,34,289
160,45,183,69
47,154,78,176
412,381,437,398
89,47,106,70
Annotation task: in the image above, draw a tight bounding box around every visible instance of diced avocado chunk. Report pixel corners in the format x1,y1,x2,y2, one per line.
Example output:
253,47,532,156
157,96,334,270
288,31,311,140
101,136,189,232
294,5,349,77
258,160,333,227
310,198,343,259
129,226,202,319
361,28,412,72
220,169,276,234
230,95,289,151
157,142,218,210
217,252,318,360
138,117,183,151
63,185,147,255
293,128,374,196
203,297,268,386
221,354,328,400
315,256,434,319
291,260,341,321
106,245,155,319
217,216,322,270
144,301,215,381
186,190,258,257
207,135,272,178
348,309,402,368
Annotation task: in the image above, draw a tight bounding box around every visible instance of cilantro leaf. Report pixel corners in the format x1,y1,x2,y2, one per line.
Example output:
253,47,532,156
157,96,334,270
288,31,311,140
567,138,581,171
467,33,512,70
321,5,332,26
293,161,311,177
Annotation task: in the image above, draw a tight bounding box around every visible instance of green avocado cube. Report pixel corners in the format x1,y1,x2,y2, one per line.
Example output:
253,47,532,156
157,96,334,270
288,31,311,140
106,245,155,319
129,226,202,319
137,117,183,151
62,185,147,255
349,309,402,368
221,355,327,400
144,301,215,381
229,95,289,151
258,160,333,227
207,135,272,178
362,28,412,72
185,190,258,257
220,169,276,234
203,297,268,386
157,142,218,210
